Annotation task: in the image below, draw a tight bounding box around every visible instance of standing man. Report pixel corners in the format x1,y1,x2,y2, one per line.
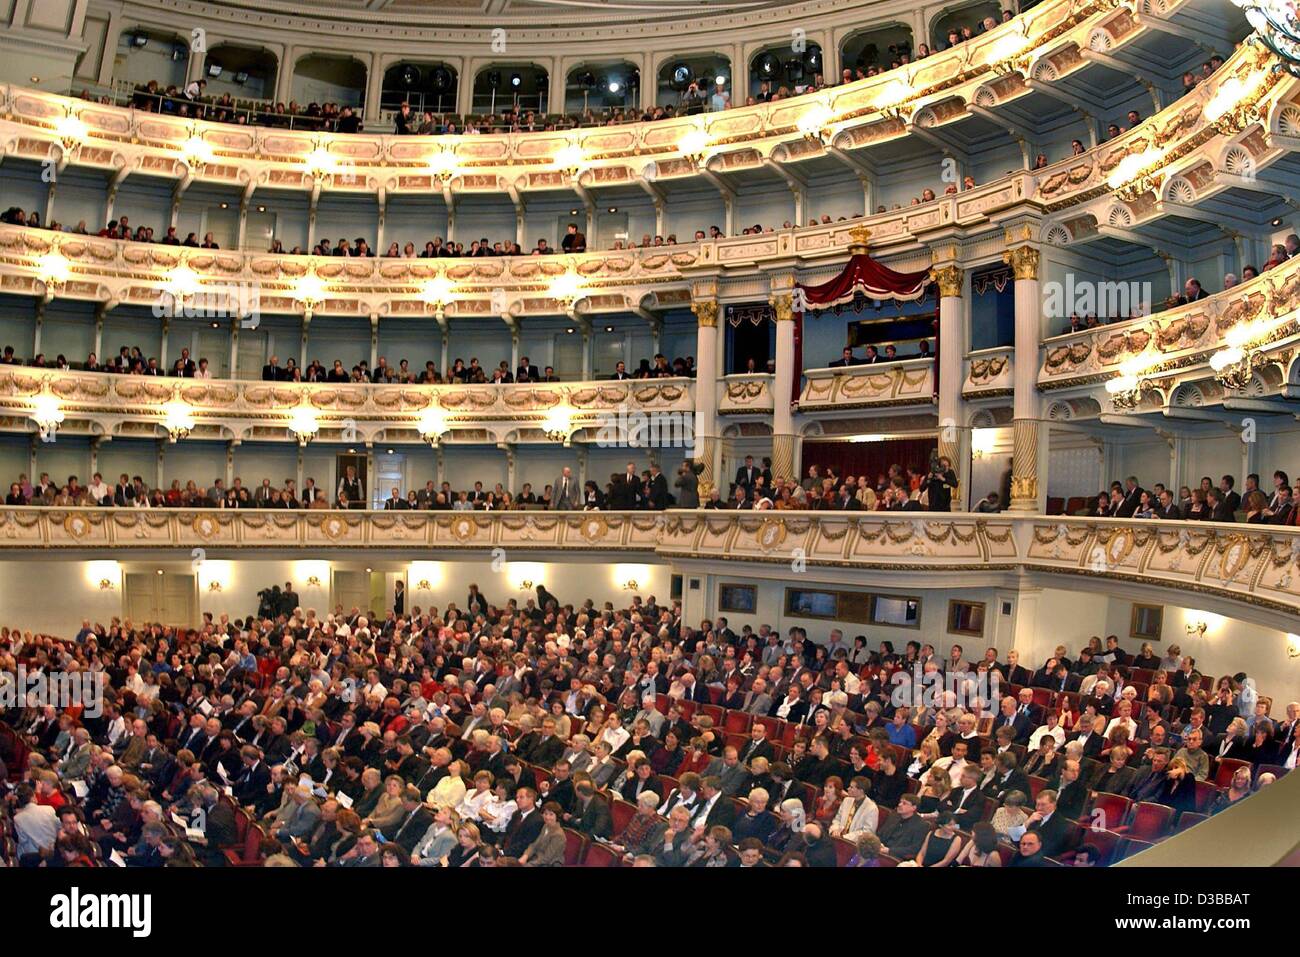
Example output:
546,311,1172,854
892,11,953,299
552,467,579,510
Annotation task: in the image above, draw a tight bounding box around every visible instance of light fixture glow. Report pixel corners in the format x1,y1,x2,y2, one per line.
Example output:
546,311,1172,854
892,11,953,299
163,400,196,442
294,273,327,306
288,405,320,445
30,394,64,440
418,406,450,444
422,274,455,306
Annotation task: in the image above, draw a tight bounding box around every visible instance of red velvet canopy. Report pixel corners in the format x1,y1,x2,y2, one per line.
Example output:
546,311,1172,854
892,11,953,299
791,253,933,403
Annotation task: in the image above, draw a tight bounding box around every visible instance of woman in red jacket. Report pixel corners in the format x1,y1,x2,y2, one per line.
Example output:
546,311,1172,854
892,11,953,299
675,737,713,777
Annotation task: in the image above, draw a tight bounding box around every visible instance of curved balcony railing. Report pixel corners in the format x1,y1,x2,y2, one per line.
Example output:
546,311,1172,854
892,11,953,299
963,348,1013,397
0,0,1163,196
0,366,695,444
1038,250,1300,398
718,373,775,416
1,40,1290,332
799,358,935,410
5,508,1298,622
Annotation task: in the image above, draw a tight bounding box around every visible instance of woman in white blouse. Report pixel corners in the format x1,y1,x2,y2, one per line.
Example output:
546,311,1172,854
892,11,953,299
428,760,467,809
455,770,495,822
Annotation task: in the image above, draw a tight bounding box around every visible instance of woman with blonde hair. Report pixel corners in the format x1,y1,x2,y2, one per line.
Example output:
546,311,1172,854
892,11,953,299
364,774,407,832
446,821,483,867
917,765,952,814
907,738,941,779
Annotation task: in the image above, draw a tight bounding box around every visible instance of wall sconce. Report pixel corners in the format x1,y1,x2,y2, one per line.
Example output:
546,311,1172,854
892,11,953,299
163,399,196,442
418,406,451,446
542,403,575,444
98,578,115,590
207,581,223,592
554,143,584,177
306,575,322,587
416,579,432,590
1287,634,1300,659
288,404,320,446
970,428,997,459
30,392,64,441
1186,619,1207,637
622,579,639,591
519,579,534,591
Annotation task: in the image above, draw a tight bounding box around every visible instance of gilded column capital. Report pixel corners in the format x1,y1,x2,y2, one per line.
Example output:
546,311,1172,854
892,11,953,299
769,294,794,322
929,264,965,299
1003,245,1040,281
691,300,719,328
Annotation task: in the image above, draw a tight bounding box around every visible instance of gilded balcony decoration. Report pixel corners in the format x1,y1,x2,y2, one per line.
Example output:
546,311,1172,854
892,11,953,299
6,509,1298,615
963,350,1014,396
1040,251,1300,391
718,374,775,416
799,359,936,411
0,0,1174,200
2,40,1286,318
0,367,694,444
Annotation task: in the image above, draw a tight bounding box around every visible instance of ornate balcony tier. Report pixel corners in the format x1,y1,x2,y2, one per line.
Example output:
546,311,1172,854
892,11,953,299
0,368,694,444
799,359,935,411
5,508,1299,622
0,42,1293,323
1038,249,1300,402
0,0,1160,197
963,348,1014,398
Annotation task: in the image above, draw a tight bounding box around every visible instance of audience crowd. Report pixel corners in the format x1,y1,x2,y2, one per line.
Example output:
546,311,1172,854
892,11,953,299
1,581,1291,869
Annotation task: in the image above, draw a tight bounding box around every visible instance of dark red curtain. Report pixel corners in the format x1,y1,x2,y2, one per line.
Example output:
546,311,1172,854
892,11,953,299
793,254,932,403
800,438,937,485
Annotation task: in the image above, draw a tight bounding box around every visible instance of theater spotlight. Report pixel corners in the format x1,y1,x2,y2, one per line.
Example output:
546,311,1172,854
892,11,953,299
510,72,522,88
671,63,692,90
608,79,622,94
431,66,452,92
755,52,779,78
486,70,502,89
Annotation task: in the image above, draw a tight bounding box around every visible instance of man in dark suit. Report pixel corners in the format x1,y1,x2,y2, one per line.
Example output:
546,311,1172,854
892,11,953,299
739,725,775,765
262,355,286,381
992,697,1033,744
828,347,860,368
566,781,612,838
1155,489,1183,519
501,788,545,856
646,464,669,510
1267,486,1294,524
1026,791,1072,858
1207,488,1235,522
232,746,271,805
734,456,759,494
687,777,736,831
1115,476,1143,518
1219,475,1241,513
521,719,566,768
386,787,435,853
1053,759,1089,821
515,357,541,383
835,486,864,510
941,766,987,830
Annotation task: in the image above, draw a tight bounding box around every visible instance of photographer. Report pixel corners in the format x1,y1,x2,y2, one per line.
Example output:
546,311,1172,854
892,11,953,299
675,460,703,508
923,454,958,512
681,82,705,116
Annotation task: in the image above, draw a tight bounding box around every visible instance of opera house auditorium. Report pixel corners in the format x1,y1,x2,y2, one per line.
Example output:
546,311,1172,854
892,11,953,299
1,0,1299,883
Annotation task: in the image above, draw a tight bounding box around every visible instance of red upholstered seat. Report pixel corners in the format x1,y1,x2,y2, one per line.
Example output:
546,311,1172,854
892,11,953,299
582,842,621,867
562,828,586,865
224,823,265,867
1118,802,1174,841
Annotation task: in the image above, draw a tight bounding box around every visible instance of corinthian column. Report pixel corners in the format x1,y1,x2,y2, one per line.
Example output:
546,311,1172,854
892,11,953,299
770,291,797,484
1004,244,1043,512
931,262,966,510
690,297,720,498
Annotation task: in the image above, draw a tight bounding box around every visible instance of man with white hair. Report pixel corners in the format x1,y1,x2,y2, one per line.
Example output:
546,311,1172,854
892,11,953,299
634,694,667,737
